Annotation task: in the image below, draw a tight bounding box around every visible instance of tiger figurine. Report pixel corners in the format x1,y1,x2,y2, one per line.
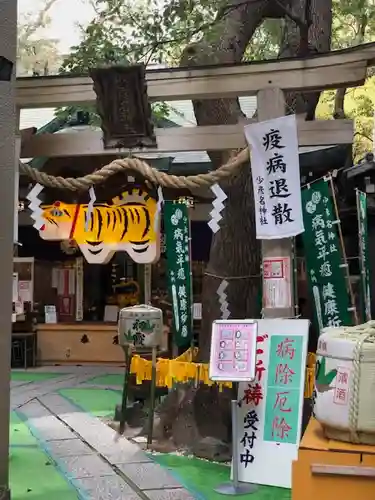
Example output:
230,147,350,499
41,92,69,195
38,188,160,264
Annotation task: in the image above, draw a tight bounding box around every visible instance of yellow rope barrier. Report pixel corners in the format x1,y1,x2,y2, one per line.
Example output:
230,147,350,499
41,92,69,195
130,349,316,397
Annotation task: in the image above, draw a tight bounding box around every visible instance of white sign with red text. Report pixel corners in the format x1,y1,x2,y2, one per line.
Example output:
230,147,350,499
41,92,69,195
235,319,309,489
263,256,292,308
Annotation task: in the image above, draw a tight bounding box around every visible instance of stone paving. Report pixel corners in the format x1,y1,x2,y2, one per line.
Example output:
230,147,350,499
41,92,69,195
12,367,195,500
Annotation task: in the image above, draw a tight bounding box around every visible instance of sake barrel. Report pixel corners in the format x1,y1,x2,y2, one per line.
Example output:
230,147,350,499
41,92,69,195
118,304,163,348
314,321,375,444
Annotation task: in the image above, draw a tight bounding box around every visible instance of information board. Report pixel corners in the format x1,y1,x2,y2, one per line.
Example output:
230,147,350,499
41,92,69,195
235,319,309,489
209,320,258,382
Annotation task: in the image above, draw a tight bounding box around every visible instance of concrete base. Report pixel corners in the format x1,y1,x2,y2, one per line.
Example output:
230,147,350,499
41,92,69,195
214,481,258,495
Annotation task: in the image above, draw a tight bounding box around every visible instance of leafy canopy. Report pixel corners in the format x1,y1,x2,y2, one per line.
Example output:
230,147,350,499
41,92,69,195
56,0,375,157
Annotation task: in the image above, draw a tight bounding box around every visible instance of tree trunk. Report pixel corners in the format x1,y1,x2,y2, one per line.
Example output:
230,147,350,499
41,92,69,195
181,0,272,363
151,0,272,453
151,0,333,455
279,0,332,116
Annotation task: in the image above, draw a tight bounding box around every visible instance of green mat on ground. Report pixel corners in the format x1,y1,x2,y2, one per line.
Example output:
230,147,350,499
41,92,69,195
11,371,62,382
85,373,123,386
10,412,78,499
10,413,36,447
59,387,121,417
151,454,291,500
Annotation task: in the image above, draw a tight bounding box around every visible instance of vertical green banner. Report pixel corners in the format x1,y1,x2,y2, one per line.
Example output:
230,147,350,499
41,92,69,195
263,335,303,444
357,190,371,321
164,201,192,347
301,180,353,330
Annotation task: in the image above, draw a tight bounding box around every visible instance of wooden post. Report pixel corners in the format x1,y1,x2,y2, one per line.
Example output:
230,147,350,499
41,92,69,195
144,264,152,304
146,346,157,448
0,0,17,496
257,89,295,318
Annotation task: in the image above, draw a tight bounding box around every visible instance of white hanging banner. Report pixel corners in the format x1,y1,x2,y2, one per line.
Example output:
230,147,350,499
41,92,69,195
245,115,304,239
14,137,21,243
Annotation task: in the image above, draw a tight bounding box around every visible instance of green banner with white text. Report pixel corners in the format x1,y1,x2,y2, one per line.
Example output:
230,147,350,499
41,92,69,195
301,180,353,331
357,190,371,321
164,201,193,347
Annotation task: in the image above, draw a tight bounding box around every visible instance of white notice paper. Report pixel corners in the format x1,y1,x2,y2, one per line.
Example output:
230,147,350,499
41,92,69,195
244,115,304,239
45,305,57,324
12,273,18,302
193,303,202,320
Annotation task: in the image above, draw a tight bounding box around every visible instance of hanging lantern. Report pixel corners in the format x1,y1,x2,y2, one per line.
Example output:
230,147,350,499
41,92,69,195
89,64,156,150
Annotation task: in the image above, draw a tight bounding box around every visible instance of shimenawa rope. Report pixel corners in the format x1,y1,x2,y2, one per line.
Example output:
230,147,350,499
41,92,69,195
19,147,250,191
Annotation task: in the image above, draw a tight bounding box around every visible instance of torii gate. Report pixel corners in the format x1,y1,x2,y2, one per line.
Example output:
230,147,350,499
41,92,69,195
0,0,17,498
2,0,375,493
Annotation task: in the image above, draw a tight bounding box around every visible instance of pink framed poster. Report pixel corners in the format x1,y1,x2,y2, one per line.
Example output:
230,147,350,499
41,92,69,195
209,320,258,382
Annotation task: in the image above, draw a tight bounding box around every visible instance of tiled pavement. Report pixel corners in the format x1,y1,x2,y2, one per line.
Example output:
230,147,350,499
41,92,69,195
12,367,195,500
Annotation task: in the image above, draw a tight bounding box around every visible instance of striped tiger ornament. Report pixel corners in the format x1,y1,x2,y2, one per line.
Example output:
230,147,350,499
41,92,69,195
38,188,160,264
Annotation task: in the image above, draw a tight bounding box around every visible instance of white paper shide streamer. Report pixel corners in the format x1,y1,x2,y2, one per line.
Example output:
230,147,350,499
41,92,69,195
154,185,164,232
208,183,227,233
26,183,44,229
85,186,96,231
217,280,230,319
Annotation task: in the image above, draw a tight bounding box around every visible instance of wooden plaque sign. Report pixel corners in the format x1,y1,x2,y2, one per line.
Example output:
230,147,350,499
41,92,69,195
90,64,156,150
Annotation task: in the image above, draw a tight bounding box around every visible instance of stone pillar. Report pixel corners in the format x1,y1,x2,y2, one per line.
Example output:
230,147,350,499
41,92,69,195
0,0,17,497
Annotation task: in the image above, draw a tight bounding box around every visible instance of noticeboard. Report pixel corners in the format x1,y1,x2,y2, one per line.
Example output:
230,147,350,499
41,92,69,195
209,320,258,382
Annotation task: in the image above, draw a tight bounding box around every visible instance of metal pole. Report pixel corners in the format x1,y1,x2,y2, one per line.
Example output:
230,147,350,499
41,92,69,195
231,399,240,489
0,0,17,496
257,89,295,319
119,346,132,435
146,346,157,448
214,398,257,495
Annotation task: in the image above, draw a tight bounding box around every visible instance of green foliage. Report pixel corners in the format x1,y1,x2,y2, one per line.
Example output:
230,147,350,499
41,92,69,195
332,0,375,49
244,20,283,61
57,0,281,123
317,0,375,160
318,81,374,161
50,0,375,155
60,0,225,72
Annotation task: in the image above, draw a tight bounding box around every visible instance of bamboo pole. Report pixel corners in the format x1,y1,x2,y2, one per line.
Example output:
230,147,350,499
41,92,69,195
146,346,157,448
328,176,358,325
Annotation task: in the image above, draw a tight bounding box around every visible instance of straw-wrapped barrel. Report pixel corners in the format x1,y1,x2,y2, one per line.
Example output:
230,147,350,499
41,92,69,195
314,321,375,444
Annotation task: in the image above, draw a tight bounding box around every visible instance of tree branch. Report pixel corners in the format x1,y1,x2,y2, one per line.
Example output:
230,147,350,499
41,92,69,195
333,88,346,119
19,0,59,42
136,0,258,64
273,0,306,29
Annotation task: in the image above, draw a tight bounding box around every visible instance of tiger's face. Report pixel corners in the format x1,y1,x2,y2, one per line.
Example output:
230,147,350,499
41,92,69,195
35,188,161,264
39,202,75,241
